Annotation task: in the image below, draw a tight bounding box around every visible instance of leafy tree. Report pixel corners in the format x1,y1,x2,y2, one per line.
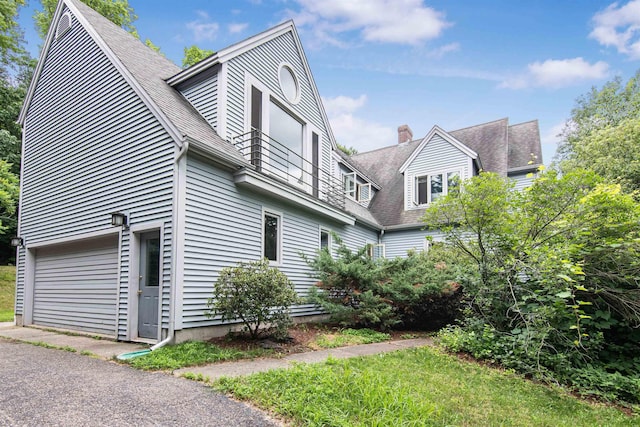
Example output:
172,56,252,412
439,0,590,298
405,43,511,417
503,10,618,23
557,71,640,191
0,159,19,235
35,0,137,39
426,170,640,403
0,0,27,66
206,258,301,339
182,45,215,68
337,143,358,156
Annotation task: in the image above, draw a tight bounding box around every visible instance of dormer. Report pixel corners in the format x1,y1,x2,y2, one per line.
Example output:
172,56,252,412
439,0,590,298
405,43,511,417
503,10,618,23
399,126,478,211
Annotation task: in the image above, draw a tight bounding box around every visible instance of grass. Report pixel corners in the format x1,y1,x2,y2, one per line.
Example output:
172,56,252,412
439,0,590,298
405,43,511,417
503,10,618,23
311,328,390,349
214,346,636,426
0,265,15,322
123,341,271,371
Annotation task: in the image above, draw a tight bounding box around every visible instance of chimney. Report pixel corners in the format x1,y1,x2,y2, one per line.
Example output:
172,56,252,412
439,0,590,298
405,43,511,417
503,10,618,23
398,124,413,144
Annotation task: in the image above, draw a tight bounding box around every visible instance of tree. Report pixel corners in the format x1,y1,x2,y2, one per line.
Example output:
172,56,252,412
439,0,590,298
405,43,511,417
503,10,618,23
0,0,27,66
337,143,358,156
35,0,137,39
557,71,640,177
0,159,19,235
182,45,215,68
426,170,640,403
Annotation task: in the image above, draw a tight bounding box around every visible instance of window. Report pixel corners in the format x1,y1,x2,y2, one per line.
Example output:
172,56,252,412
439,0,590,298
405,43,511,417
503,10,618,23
269,101,304,181
415,170,461,205
343,172,356,199
320,229,331,251
263,211,282,263
366,243,385,260
278,64,300,104
357,183,372,202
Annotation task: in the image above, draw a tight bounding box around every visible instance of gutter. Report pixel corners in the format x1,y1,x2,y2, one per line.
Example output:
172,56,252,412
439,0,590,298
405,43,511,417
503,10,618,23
151,139,189,351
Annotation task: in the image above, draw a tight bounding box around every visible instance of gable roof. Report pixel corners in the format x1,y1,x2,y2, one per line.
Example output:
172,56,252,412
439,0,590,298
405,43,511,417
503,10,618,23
449,118,509,176
349,117,543,227
166,20,339,152
398,125,478,174
20,0,246,167
507,120,543,172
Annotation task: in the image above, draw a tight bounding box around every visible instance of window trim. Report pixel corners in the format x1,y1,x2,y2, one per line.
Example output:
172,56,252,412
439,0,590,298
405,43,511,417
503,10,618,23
343,172,356,200
319,227,332,252
262,208,283,265
413,168,462,206
366,242,385,260
278,62,301,105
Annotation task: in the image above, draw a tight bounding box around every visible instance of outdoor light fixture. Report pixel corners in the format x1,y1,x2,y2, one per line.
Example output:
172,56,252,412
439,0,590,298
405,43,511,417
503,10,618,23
10,237,23,247
111,212,128,227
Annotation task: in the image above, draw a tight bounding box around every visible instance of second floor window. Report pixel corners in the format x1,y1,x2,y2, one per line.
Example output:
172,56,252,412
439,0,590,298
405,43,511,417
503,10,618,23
415,170,460,205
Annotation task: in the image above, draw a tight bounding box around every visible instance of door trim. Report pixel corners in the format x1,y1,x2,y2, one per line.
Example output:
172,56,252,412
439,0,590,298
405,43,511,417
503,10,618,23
127,222,164,342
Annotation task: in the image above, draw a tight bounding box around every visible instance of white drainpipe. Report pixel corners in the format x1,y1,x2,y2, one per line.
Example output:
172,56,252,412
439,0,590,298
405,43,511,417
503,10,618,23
151,139,189,351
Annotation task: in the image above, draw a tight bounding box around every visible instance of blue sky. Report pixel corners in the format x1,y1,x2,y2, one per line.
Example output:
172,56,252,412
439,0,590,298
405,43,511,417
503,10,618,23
18,1,640,164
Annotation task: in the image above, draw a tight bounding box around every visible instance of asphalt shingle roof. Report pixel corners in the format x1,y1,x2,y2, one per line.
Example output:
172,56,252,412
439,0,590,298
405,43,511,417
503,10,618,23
69,0,245,164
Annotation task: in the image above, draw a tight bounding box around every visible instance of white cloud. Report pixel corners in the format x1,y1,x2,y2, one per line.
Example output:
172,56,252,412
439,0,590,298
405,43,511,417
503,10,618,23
288,0,451,47
589,0,640,59
187,11,220,42
500,58,609,89
322,94,395,151
541,121,566,145
425,42,460,59
228,23,249,34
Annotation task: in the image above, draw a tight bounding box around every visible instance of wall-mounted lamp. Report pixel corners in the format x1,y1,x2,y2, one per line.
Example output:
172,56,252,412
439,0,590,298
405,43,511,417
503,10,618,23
10,237,23,247
111,212,128,227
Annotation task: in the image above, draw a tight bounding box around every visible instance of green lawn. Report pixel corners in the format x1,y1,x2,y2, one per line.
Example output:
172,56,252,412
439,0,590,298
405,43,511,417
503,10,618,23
0,265,15,322
215,346,636,426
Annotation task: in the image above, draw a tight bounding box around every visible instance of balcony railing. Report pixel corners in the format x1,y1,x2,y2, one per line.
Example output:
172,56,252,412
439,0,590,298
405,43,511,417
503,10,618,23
234,130,345,210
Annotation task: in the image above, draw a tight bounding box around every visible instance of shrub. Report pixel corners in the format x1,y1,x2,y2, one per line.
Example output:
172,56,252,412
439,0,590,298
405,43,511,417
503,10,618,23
206,258,301,339
305,239,472,330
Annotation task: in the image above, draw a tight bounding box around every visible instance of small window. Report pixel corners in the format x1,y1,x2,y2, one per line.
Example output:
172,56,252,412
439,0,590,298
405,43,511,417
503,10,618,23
343,172,356,199
367,243,385,260
430,173,443,201
263,211,282,263
279,64,300,104
357,183,372,202
320,229,331,251
56,11,73,39
416,175,428,205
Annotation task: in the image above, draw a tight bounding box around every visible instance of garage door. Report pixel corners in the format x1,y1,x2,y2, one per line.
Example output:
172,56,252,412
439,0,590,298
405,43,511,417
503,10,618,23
33,235,119,337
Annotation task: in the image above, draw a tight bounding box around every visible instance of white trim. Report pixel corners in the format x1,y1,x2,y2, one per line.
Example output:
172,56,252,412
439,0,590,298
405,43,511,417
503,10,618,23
25,228,120,248
218,63,229,140
174,153,187,331
399,125,478,173
319,226,332,252
22,248,35,325
412,168,462,207
277,62,301,105
114,227,123,338
19,0,184,148
343,172,356,200
262,208,283,266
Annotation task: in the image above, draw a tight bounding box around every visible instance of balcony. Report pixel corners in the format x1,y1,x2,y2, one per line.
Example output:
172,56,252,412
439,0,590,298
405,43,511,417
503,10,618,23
233,130,353,224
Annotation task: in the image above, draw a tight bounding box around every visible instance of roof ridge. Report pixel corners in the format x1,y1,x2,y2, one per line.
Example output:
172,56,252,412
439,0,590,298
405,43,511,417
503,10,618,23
508,119,539,129
450,117,509,133
352,138,421,157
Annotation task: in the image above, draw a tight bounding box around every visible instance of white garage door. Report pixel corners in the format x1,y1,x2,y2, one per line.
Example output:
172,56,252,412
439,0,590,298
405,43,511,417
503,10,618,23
33,235,119,337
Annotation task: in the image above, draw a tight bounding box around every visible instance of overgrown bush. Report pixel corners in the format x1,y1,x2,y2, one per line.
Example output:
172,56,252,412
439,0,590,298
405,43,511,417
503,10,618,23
427,169,640,404
304,239,472,330
206,258,301,339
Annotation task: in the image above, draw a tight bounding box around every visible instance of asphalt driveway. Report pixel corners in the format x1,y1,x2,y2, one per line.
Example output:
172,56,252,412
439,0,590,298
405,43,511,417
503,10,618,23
0,339,278,426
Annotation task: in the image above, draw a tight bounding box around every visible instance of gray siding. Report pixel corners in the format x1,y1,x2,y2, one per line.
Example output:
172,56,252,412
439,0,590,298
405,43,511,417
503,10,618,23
510,172,535,191
383,228,446,259
180,71,219,131
224,31,333,179
17,9,175,339
405,134,471,210
33,236,118,336
183,155,376,328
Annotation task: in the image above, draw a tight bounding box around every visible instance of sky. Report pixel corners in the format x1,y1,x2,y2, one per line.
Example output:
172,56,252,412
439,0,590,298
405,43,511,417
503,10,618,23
17,0,640,165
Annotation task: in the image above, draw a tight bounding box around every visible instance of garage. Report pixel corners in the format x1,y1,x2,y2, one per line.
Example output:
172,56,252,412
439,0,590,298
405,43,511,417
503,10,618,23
32,235,119,337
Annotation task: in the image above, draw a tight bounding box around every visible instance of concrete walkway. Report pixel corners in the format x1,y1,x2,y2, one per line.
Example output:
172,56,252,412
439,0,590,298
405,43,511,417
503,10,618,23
0,323,147,359
174,337,433,380
0,323,433,380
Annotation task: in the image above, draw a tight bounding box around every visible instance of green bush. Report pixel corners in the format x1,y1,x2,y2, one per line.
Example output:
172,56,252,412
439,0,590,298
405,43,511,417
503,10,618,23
304,239,471,330
206,258,301,339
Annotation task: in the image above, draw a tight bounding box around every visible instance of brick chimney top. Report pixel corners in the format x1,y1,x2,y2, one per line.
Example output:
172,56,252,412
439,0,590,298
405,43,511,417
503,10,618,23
398,124,413,144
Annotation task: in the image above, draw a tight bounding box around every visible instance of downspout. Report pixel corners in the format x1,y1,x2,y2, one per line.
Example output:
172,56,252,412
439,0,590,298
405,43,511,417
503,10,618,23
379,228,385,244
151,139,189,351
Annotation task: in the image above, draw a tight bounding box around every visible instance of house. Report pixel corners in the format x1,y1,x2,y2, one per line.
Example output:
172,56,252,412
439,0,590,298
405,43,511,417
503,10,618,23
13,0,542,343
